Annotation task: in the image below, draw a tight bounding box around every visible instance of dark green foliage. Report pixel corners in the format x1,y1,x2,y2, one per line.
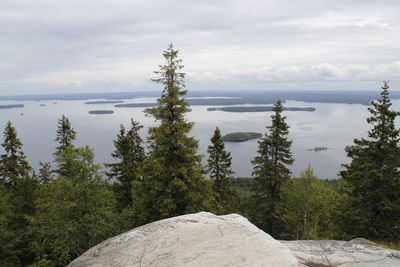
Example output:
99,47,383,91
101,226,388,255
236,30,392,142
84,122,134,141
340,81,400,241
106,120,145,211
207,127,237,213
221,132,262,142
0,121,31,186
54,115,76,177
251,100,294,236
54,115,76,154
0,121,37,266
0,183,16,266
31,147,118,266
132,44,212,225
37,161,54,184
276,167,341,240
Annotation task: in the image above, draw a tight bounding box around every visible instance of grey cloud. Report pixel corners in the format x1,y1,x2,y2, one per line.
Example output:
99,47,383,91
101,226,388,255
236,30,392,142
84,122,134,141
0,0,399,95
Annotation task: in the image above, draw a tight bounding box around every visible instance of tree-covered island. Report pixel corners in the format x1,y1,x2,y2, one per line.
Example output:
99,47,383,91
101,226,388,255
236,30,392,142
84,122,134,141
88,110,114,115
207,106,315,112
222,132,263,142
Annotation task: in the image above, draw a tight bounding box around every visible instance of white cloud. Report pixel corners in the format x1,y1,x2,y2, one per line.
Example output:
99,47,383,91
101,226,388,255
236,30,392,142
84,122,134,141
0,0,399,95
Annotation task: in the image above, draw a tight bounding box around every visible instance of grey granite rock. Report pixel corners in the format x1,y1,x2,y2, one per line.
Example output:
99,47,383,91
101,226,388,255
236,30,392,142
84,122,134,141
283,239,400,267
68,212,298,267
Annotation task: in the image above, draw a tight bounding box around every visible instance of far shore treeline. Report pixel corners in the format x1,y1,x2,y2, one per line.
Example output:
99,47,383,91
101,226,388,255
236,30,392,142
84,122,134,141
1,44,399,267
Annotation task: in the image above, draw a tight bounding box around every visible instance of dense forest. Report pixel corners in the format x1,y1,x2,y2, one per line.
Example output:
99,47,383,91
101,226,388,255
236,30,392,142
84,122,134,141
1,45,399,266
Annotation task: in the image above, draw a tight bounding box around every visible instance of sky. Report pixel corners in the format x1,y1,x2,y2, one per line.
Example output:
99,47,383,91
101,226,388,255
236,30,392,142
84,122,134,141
0,0,399,96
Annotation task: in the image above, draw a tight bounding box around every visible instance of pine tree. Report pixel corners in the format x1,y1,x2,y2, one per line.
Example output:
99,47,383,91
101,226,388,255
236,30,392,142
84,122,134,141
132,44,212,224
106,120,145,211
251,100,294,236
207,127,237,213
0,121,31,186
340,81,400,241
54,115,77,177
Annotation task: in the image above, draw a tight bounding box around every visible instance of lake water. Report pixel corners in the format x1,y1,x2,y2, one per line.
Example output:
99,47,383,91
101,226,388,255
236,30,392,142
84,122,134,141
1,97,399,179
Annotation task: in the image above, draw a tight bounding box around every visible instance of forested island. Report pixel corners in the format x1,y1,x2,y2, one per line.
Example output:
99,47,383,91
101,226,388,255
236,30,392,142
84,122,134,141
85,100,124,105
207,106,315,112
88,110,114,115
222,132,262,142
115,103,158,108
307,146,329,152
0,104,24,109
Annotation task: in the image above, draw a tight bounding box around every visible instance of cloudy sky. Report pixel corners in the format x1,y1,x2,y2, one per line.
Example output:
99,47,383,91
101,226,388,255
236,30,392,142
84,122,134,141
1,0,399,95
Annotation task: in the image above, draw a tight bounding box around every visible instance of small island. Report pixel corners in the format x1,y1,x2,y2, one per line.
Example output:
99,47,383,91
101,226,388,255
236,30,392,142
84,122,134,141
115,103,158,108
306,146,328,152
208,106,315,112
0,104,24,109
85,100,125,105
143,107,192,114
88,110,114,115
207,106,315,112
222,132,262,142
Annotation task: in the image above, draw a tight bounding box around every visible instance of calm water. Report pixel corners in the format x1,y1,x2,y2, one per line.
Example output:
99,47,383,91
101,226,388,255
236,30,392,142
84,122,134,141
1,97,398,179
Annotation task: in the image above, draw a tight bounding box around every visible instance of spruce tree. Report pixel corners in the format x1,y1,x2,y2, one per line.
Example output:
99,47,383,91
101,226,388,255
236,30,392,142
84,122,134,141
251,100,294,236
0,121,36,265
340,81,400,241
106,120,145,211
0,121,31,186
54,115,76,177
37,161,54,184
207,127,237,213
132,44,211,224
55,115,76,154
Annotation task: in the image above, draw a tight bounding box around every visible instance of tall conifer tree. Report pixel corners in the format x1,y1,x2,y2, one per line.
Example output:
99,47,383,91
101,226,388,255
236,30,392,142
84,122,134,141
55,115,76,154
341,81,400,241
207,127,237,213
251,100,294,235
106,120,145,211
132,44,211,224
0,121,36,265
0,121,31,186
54,115,76,177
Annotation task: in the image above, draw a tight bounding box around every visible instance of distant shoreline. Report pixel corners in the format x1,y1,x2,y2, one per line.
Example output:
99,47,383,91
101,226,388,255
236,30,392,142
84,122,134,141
85,100,124,105
1,90,398,105
0,104,24,109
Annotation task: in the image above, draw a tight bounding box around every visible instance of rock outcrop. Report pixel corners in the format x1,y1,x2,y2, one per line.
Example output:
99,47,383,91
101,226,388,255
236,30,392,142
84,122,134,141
283,239,400,267
68,212,298,267
68,212,400,267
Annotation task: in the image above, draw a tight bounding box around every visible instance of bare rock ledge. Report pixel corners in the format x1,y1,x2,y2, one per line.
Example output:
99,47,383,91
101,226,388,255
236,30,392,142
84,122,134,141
283,239,400,267
68,212,400,267
68,212,297,267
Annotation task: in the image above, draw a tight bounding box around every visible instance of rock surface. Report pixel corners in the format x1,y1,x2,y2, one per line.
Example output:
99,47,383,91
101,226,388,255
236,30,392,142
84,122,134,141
283,239,400,267
68,212,298,267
